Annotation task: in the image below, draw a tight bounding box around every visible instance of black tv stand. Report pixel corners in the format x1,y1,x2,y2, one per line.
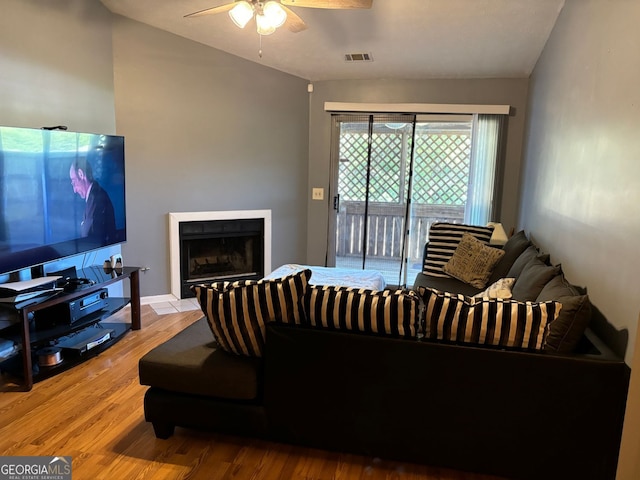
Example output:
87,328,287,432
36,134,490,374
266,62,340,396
0,266,141,391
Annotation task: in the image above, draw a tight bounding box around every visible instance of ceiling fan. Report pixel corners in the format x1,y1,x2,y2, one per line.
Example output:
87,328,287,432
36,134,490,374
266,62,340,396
184,0,373,36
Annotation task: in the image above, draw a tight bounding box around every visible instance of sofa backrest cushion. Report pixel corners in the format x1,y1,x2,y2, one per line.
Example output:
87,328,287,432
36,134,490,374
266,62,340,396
506,244,551,278
191,269,312,357
303,285,420,338
511,257,561,301
537,274,592,353
419,287,561,350
423,222,495,278
486,230,531,285
443,233,505,288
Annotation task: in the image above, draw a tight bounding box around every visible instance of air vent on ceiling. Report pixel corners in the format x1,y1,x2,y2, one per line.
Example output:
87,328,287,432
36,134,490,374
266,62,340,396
344,53,373,62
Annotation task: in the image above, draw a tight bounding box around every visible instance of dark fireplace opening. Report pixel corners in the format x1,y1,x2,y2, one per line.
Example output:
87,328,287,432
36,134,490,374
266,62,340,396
179,218,264,298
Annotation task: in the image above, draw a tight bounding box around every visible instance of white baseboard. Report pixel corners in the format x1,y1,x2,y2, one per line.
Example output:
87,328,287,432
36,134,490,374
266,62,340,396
140,294,178,305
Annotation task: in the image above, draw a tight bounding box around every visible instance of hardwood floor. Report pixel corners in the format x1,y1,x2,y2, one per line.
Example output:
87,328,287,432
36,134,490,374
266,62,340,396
0,306,507,480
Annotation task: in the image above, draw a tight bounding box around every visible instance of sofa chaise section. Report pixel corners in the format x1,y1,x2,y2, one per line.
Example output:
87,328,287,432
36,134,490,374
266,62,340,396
139,318,267,439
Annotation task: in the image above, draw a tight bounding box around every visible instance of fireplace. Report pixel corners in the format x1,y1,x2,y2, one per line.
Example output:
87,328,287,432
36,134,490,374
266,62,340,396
169,210,272,299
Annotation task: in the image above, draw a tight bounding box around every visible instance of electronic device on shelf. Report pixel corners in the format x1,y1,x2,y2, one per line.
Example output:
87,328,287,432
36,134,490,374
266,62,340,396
47,266,95,292
0,276,61,304
0,124,127,277
56,327,115,355
35,288,109,329
60,277,95,292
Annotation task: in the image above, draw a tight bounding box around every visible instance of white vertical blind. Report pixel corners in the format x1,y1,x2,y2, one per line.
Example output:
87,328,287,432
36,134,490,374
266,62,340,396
465,114,503,224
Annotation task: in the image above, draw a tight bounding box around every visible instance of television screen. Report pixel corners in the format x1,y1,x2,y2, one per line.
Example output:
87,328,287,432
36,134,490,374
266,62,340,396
0,126,126,275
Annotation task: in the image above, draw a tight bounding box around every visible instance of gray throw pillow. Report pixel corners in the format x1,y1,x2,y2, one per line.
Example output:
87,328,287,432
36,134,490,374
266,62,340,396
511,258,560,301
487,230,531,284
537,274,592,353
507,244,550,279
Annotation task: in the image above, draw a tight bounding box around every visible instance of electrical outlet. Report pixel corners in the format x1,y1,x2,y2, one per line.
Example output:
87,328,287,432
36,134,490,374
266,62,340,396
312,188,324,200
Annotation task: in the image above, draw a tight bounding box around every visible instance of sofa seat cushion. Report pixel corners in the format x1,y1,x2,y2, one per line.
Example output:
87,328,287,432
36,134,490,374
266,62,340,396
139,317,262,401
413,271,482,297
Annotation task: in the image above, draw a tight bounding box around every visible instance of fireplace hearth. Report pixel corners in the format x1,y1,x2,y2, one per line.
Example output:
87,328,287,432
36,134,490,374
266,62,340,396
169,210,272,299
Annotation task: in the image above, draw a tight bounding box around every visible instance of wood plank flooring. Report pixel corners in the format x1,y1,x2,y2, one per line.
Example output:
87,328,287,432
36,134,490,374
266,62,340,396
0,306,508,480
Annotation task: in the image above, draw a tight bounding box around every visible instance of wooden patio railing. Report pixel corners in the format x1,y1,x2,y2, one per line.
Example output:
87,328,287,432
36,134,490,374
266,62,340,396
336,201,465,262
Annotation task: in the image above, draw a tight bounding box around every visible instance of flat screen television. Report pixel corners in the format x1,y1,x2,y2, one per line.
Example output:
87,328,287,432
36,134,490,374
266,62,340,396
0,125,126,275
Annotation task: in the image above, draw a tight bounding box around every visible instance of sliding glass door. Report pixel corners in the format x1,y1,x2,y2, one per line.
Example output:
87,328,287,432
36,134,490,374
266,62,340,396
328,113,504,288
330,115,414,286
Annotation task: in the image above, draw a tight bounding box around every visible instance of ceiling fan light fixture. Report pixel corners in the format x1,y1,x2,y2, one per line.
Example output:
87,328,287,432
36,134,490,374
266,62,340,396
229,1,254,28
263,1,287,28
256,13,276,35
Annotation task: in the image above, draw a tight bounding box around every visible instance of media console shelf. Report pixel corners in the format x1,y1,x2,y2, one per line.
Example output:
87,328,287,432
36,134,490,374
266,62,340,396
0,266,141,391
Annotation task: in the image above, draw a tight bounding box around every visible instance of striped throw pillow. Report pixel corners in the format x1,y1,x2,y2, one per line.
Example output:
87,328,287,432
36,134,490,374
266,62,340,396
191,269,311,357
418,287,561,350
423,223,495,278
303,285,420,338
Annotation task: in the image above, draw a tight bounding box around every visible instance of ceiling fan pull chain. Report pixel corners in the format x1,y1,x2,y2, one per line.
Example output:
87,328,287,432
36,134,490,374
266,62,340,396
258,34,263,58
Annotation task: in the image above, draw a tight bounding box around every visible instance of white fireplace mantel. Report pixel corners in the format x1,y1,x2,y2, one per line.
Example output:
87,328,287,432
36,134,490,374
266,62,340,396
168,210,272,299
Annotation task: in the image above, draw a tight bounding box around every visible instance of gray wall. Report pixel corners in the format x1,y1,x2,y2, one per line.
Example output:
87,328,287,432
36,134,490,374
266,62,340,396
306,78,530,265
111,17,309,297
0,0,121,282
519,1,640,477
521,0,640,362
0,0,115,133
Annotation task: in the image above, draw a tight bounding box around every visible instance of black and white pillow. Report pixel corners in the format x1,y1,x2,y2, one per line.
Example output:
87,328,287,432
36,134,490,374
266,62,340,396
418,286,561,350
191,269,311,357
423,223,495,278
303,285,420,338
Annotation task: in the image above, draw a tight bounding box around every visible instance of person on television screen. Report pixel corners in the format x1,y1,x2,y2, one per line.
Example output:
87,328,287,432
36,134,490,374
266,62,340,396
69,159,116,245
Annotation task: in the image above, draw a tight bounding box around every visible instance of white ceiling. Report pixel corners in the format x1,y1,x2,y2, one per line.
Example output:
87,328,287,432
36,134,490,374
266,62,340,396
99,0,565,82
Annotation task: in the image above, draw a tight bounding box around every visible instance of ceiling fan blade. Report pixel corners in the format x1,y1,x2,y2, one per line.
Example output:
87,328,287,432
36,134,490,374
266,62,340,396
184,2,235,18
281,0,372,9
281,5,308,33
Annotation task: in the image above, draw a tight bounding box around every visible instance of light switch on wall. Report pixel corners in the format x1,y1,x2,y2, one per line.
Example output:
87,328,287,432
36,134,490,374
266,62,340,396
312,188,324,200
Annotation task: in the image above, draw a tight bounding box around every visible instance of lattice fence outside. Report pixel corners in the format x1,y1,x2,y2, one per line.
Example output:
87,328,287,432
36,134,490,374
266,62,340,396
412,132,471,205
338,127,470,206
338,130,409,203
335,122,472,284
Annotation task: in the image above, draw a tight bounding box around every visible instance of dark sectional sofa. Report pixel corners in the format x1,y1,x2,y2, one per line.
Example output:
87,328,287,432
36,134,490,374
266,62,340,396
139,226,631,480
